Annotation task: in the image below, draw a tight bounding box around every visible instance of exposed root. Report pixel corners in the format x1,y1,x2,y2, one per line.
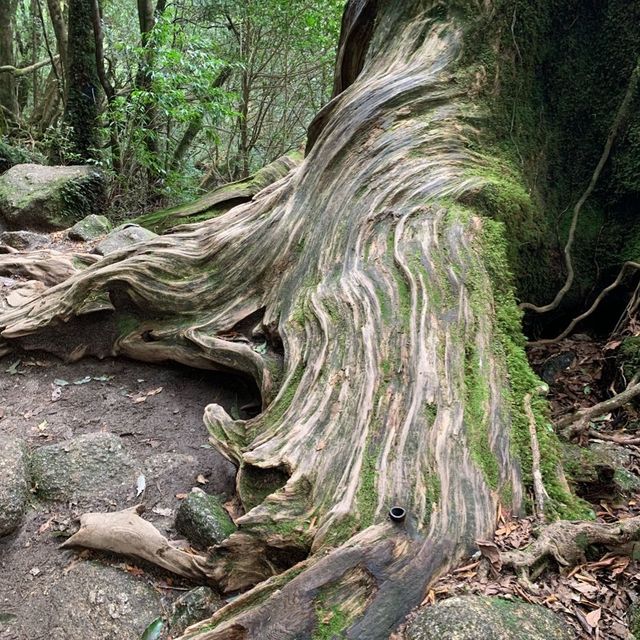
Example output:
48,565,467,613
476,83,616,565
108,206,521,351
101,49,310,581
0,249,99,286
557,381,640,440
520,57,640,315
529,261,640,346
524,388,550,519
587,429,640,446
60,505,214,581
500,516,640,574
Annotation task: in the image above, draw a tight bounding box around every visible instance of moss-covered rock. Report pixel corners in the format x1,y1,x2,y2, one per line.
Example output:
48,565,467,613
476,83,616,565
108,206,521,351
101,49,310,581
0,163,106,230
67,214,112,241
564,441,640,497
175,488,236,549
406,596,573,640
170,586,224,637
0,436,29,536
94,224,157,256
30,432,137,501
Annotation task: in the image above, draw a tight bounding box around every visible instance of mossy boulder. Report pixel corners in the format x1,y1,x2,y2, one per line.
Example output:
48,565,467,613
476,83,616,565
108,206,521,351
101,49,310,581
175,488,236,549
0,164,106,231
67,214,112,241
170,586,224,637
406,596,573,640
564,442,640,496
0,436,29,536
30,432,137,502
94,224,157,256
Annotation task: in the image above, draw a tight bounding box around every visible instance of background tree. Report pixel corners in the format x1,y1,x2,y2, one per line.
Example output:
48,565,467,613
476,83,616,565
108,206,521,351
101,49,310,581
63,0,101,159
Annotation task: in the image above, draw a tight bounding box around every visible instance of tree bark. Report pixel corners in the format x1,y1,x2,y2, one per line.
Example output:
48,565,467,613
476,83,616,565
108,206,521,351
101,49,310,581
0,0,20,130
64,0,101,160
0,1,577,638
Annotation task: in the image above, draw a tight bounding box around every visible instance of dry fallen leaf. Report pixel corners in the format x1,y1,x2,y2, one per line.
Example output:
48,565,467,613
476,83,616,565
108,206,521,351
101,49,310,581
585,607,602,628
196,474,208,485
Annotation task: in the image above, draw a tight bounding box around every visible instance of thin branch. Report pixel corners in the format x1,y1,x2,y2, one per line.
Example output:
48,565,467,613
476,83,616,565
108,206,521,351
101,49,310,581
521,57,640,314
529,261,640,346
557,381,640,439
524,389,549,520
0,56,58,76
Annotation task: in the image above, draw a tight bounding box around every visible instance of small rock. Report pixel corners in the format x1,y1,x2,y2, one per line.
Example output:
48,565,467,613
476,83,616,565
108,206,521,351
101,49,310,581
0,436,29,536
564,441,640,496
628,602,640,639
30,432,137,501
175,488,236,549
0,164,106,230
170,586,223,636
406,596,573,640
0,230,49,250
67,214,113,241
540,351,575,385
94,224,157,256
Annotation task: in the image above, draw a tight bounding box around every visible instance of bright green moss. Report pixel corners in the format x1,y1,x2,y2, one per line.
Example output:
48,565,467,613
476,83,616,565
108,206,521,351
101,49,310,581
464,345,500,489
481,219,594,520
356,452,378,528
313,607,348,640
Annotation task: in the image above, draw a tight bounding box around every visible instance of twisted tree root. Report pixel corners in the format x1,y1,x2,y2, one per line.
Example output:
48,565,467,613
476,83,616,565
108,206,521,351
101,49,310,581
500,516,640,574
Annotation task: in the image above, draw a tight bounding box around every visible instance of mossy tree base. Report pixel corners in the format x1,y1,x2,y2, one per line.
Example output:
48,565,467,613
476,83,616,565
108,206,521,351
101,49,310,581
0,2,580,638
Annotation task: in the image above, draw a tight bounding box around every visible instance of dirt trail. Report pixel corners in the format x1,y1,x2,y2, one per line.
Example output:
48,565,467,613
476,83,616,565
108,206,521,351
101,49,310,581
0,350,255,640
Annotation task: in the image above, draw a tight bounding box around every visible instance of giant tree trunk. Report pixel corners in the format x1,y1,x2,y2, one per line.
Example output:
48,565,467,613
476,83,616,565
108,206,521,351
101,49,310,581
0,1,577,638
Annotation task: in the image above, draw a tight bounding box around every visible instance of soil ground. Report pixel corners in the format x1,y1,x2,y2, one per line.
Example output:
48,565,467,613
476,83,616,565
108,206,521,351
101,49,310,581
0,350,255,640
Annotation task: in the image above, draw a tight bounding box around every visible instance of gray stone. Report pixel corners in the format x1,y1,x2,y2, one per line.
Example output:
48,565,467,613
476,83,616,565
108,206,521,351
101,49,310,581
170,586,223,636
0,164,106,231
406,596,573,640
94,224,157,256
67,214,112,241
32,561,162,640
0,230,49,250
564,441,640,496
175,488,236,549
0,437,29,536
30,432,137,501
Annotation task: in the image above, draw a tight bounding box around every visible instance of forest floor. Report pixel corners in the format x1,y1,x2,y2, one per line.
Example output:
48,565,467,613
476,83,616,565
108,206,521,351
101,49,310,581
0,349,255,640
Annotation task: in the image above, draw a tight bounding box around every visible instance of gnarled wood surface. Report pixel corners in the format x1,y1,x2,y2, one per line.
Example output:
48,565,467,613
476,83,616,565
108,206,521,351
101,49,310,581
0,2,542,638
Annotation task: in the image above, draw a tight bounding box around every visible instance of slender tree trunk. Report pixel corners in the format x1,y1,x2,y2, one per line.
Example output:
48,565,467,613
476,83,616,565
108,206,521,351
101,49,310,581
64,0,101,160
0,1,581,638
45,0,68,74
0,0,20,131
135,0,163,188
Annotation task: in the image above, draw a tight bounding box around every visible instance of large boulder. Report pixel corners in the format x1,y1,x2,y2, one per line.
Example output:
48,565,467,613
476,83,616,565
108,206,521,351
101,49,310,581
0,436,29,536
30,432,137,502
175,488,237,549
406,596,573,640
28,561,162,640
0,163,106,231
